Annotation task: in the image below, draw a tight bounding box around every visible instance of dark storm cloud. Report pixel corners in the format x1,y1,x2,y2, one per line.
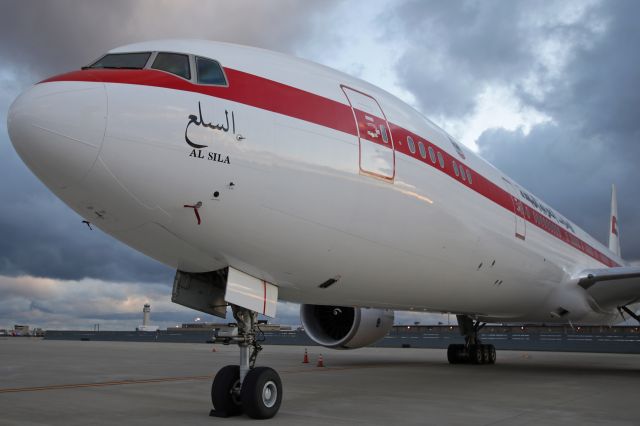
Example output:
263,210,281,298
0,276,192,329
0,0,337,80
477,124,639,256
389,1,525,117
0,0,338,283
387,0,640,260
527,2,640,145
0,107,172,282
476,1,640,260
0,275,304,330
389,1,603,119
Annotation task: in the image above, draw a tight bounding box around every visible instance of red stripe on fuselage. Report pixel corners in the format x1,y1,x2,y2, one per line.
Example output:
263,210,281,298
42,68,619,268
43,69,357,136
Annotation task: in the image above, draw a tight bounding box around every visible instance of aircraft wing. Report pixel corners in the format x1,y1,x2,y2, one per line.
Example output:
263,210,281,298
578,266,640,308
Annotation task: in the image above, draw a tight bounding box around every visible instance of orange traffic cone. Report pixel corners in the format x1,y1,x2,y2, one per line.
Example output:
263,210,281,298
316,354,324,367
302,348,309,364
211,346,217,352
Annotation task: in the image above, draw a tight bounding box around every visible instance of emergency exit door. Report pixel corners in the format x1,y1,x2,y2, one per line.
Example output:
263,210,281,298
341,86,395,180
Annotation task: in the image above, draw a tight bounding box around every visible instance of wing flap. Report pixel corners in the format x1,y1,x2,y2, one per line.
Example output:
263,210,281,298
578,266,640,308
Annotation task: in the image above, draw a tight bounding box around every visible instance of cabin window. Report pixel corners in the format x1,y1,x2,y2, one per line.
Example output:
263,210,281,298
152,52,191,79
428,146,436,164
196,57,227,85
418,141,426,159
407,136,416,154
437,151,444,168
380,125,389,144
87,52,151,69
460,167,466,181
453,161,459,177
466,169,473,184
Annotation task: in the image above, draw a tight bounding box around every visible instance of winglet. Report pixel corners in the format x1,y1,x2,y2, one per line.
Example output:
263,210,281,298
609,184,621,257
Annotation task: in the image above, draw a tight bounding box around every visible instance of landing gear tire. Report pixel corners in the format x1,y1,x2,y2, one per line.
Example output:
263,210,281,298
470,345,484,365
211,365,243,417
481,345,490,364
447,344,464,364
487,344,496,364
447,342,497,365
241,367,283,419
447,315,499,366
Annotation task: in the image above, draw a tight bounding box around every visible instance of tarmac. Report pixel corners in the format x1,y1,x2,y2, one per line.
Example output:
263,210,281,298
1,338,639,425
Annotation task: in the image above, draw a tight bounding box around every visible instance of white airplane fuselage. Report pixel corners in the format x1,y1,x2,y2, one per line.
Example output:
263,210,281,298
7,40,625,325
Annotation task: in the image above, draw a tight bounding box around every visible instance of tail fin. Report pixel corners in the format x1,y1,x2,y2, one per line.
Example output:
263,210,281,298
609,184,621,257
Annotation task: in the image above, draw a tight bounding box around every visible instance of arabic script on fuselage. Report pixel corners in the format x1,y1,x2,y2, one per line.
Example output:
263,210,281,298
184,101,235,149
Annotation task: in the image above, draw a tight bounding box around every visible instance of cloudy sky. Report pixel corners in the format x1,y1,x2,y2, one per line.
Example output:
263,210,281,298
1,0,638,331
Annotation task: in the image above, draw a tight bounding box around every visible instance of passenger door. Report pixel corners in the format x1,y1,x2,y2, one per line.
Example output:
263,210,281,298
341,86,395,180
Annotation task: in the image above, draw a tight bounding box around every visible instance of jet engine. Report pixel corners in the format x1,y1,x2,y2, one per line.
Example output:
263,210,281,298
300,304,394,349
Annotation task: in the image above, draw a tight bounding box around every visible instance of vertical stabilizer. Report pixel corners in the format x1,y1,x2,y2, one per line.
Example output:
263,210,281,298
609,184,621,257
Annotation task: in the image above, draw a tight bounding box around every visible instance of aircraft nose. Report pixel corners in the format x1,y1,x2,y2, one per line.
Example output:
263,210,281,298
7,81,107,189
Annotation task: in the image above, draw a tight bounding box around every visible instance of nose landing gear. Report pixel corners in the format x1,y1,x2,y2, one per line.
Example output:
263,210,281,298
447,314,496,365
210,305,283,419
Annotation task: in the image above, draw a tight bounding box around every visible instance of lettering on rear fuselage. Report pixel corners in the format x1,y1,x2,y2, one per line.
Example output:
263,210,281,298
518,189,575,233
185,101,234,165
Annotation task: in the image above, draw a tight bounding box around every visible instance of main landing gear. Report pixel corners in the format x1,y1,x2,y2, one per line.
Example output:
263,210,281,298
210,305,283,419
447,315,496,365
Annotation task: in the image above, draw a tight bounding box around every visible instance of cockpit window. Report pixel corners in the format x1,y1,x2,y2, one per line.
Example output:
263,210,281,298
152,52,191,80
196,57,227,85
87,52,151,69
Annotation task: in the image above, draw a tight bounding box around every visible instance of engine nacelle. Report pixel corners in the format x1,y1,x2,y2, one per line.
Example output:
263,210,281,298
300,304,394,349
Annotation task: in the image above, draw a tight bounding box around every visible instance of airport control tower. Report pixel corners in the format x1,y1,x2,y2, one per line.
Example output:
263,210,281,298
136,303,159,332
143,303,150,326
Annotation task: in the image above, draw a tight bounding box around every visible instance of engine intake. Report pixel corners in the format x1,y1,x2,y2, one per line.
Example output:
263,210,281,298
300,304,394,349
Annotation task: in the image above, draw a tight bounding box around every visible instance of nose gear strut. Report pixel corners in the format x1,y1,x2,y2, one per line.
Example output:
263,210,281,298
232,306,263,382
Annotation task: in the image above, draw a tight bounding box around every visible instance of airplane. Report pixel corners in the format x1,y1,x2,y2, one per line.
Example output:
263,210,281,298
7,39,640,419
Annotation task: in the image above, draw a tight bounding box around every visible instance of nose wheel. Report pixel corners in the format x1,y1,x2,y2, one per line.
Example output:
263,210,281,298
210,305,283,419
241,367,282,419
211,365,242,417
